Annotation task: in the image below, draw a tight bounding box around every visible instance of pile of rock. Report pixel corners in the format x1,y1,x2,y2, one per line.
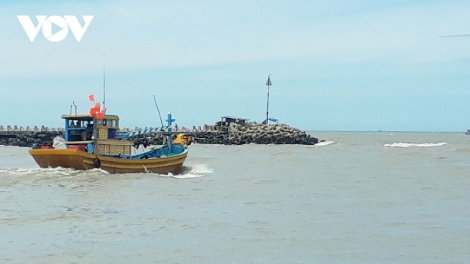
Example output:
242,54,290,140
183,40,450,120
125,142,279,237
189,131,228,144
225,123,317,145
132,131,228,145
0,131,63,147
131,133,165,147
132,123,317,146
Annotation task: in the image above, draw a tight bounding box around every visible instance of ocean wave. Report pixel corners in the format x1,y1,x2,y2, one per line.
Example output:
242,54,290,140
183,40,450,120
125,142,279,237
0,167,76,176
315,140,336,147
1,164,213,183
0,167,108,180
0,167,106,189
384,142,447,148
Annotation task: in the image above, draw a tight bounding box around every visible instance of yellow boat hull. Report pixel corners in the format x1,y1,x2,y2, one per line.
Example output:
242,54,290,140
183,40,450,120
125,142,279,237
29,149,188,174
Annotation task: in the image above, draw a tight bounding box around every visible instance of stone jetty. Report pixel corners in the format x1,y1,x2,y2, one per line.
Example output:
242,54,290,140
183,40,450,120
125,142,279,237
96,122,318,146
0,131,63,147
0,122,318,147
188,123,318,145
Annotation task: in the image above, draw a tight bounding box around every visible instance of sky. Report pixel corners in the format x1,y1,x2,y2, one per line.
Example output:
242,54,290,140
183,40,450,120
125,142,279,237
0,0,469,132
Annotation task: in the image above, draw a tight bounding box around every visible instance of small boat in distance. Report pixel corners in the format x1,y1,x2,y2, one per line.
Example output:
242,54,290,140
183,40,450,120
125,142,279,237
29,98,189,174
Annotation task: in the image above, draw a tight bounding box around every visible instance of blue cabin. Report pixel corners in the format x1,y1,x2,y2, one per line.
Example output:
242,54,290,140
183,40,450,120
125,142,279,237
61,114,131,155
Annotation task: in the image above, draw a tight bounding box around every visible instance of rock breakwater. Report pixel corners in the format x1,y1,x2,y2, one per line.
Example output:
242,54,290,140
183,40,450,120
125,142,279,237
226,123,317,145
183,123,318,145
0,131,63,147
1,123,318,147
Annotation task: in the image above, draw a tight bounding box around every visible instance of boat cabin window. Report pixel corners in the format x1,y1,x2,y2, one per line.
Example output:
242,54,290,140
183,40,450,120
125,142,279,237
107,120,117,127
68,119,94,129
69,120,81,128
96,119,118,128
83,120,93,127
66,118,93,142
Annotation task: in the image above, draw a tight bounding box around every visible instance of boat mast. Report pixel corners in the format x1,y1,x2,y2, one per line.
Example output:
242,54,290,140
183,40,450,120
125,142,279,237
265,73,272,124
103,52,106,109
153,95,164,127
167,112,175,153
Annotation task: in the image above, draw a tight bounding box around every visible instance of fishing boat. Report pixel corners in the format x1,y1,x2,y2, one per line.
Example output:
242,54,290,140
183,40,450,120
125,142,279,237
29,99,189,174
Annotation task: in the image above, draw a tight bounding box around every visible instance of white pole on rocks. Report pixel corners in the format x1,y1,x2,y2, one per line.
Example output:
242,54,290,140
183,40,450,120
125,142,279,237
265,73,272,125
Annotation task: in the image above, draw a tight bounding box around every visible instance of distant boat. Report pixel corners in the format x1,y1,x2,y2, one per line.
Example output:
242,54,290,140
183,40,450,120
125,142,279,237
29,100,190,174
466,129,470,135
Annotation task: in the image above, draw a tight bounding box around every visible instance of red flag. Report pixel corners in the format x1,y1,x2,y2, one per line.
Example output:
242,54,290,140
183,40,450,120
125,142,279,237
94,103,101,114
96,107,107,120
88,94,95,102
89,103,100,117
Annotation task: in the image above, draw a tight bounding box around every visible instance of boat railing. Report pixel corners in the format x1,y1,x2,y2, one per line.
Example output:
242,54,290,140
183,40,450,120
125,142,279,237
0,125,64,132
116,126,170,140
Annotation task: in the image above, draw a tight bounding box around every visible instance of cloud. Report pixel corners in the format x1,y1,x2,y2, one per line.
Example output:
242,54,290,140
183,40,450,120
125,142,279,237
439,34,470,38
2,0,470,79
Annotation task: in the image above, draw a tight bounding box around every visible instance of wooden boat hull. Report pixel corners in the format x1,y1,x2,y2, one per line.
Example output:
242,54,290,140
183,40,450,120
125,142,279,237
29,149,188,174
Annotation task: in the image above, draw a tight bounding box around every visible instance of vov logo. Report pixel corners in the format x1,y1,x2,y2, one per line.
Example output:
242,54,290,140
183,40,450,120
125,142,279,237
17,15,94,42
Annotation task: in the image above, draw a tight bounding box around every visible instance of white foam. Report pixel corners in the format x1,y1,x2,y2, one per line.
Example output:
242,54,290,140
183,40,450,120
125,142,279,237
0,167,49,175
315,140,336,147
189,164,214,174
0,167,108,177
170,164,214,179
384,142,447,148
3,164,209,180
171,174,202,179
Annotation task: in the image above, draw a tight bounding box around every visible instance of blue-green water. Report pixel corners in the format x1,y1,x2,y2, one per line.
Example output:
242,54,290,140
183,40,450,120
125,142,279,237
1,132,470,263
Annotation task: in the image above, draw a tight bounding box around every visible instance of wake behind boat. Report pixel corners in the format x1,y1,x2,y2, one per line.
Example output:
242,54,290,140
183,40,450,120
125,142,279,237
29,97,190,174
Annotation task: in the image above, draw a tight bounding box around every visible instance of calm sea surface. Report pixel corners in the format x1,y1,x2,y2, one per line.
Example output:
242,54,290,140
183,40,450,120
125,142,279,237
1,132,469,264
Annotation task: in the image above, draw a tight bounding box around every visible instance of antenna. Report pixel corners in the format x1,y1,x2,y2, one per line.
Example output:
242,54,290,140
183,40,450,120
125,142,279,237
70,101,78,115
103,52,106,109
153,95,164,127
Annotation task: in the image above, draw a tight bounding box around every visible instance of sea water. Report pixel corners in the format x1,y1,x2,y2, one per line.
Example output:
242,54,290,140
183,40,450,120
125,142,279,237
0,132,469,264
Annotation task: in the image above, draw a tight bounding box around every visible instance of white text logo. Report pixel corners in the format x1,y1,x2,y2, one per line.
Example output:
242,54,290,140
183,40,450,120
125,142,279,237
17,15,94,42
